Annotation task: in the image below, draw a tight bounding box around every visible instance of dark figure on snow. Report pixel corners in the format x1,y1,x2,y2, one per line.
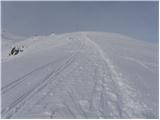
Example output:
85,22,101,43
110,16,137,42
10,47,19,55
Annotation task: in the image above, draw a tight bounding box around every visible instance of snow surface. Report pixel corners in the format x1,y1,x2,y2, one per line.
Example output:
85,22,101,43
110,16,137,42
1,31,27,54
1,32,158,118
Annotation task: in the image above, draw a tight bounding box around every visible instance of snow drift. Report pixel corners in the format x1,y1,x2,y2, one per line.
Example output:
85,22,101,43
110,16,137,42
1,32,158,118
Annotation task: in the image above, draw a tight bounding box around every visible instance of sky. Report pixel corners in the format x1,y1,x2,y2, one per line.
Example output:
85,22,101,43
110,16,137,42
1,1,159,42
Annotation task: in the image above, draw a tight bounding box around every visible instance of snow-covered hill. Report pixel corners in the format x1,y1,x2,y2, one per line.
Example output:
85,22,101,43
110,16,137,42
1,31,27,53
1,32,158,118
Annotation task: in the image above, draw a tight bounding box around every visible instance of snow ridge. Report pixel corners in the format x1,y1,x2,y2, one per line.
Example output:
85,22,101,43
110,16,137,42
81,34,156,118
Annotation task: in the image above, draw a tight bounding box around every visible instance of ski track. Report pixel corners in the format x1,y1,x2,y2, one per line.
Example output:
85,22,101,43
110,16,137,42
2,38,84,118
83,35,156,118
122,56,154,72
15,39,85,118
2,56,69,94
2,52,78,118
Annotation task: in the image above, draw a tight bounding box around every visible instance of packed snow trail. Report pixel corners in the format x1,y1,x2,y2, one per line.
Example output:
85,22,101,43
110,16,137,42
1,32,158,118
2,36,83,118
2,53,77,118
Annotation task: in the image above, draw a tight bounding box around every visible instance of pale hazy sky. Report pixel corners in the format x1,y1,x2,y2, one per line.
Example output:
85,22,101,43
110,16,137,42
2,1,159,42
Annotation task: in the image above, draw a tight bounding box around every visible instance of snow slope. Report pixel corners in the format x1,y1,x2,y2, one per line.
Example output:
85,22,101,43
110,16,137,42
1,31,27,54
1,32,158,118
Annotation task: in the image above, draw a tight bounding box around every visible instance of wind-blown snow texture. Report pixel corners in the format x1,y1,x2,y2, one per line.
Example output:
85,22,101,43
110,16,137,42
1,32,158,118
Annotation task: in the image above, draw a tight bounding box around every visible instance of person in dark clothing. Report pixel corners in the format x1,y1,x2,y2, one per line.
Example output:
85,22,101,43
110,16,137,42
11,47,16,55
10,47,19,55
14,49,19,55
9,45,24,56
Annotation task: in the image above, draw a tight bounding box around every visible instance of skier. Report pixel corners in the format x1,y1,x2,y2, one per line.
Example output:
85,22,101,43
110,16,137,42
11,47,16,55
